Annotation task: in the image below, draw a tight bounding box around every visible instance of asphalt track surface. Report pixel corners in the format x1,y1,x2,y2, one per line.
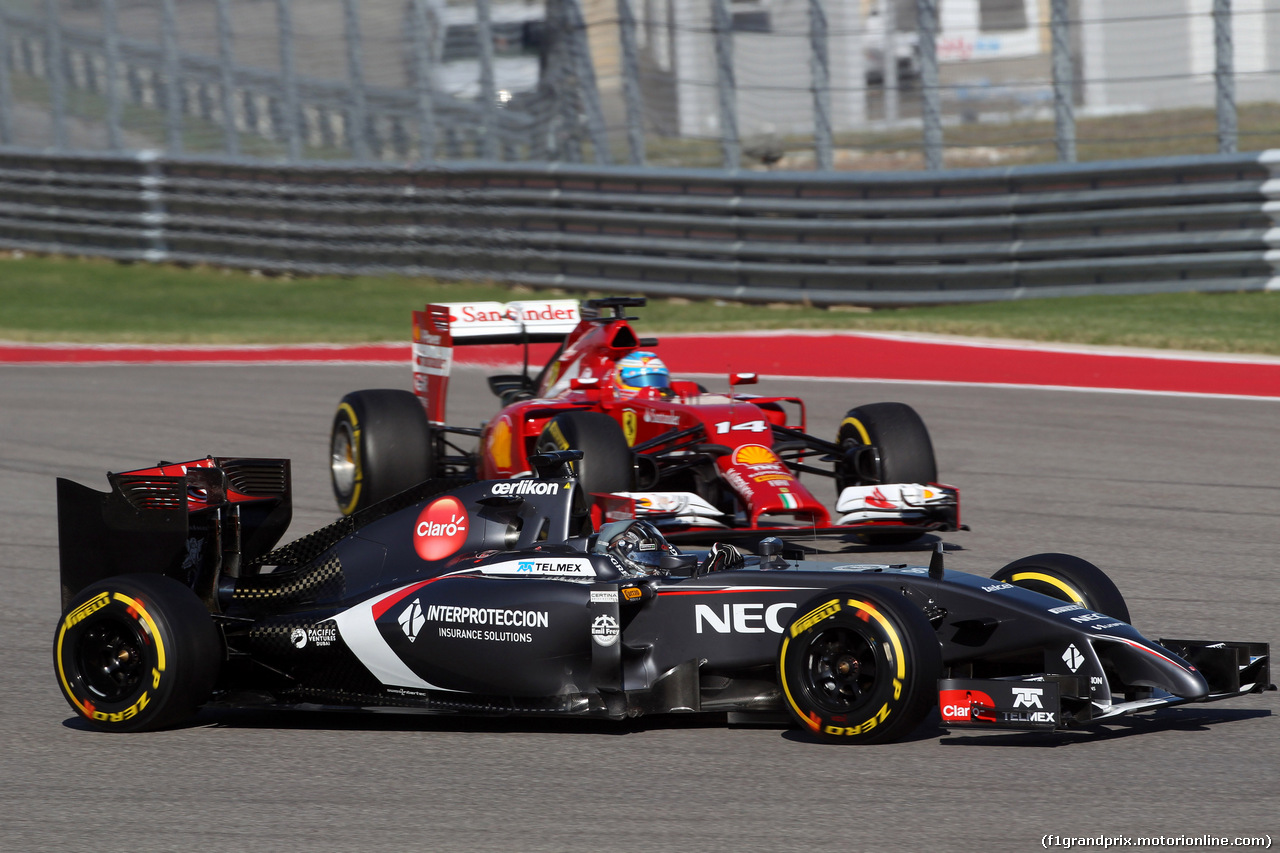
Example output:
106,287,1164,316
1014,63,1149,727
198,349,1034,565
3,363,1276,853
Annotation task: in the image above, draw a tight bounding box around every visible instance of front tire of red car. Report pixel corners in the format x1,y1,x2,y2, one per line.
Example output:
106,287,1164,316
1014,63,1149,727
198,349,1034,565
835,402,938,489
835,402,938,546
53,574,222,733
779,587,940,744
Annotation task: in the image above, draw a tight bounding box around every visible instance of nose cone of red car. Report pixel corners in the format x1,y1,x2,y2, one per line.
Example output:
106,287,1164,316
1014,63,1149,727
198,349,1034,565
716,443,830,528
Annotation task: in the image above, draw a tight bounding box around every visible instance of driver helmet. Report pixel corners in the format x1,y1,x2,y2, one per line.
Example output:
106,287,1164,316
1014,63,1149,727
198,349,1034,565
592,519,680,576
613,351,670,398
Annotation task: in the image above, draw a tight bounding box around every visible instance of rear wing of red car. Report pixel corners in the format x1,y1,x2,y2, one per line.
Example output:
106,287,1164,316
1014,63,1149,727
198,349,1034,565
413,300,581,424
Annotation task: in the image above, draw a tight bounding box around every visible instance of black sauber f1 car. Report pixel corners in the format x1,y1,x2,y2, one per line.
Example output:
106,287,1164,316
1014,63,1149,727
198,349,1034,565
330,296,961,545
54,454,1270,741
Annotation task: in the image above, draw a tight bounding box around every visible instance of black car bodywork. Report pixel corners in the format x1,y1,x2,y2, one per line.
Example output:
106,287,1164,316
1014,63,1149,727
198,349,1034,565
53,454,1271,741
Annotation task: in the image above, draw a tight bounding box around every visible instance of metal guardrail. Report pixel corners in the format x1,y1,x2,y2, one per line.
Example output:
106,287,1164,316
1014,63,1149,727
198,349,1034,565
0,148,1276,305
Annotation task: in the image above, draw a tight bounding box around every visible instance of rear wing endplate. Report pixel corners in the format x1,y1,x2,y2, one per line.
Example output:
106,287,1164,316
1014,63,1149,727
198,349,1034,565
412,300,580,425
56,457,292,609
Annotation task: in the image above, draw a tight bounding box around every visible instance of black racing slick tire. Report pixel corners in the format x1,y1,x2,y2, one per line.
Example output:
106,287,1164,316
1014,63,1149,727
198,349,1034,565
835,402,938,489
779,587,941,744
53,574,221,733
834,404,936,545
535,411,632,496
835,403,938,545
991,553,1131,623
331,389,434,515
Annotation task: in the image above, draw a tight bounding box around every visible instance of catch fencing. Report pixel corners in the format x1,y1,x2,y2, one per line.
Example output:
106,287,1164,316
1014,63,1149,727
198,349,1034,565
2,1,1279,170
1,147,1276,305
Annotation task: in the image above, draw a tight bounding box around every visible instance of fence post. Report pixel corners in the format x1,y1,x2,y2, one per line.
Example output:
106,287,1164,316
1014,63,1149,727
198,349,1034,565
1050,0,1076,162
138,150,169,262
809,0,832,170
214,0,239,158
101,0,124,151
616,0,646,165
275,0,302,160
712,0,739,169
409,0,440,162
160,0,183,154
916,0,941,170
564,0,611,165
544,0,578,162
341,0,370,159
0,8,13,145
44,0,68,150
1213,0,1237,155
882,0,898,123
476,0,499,159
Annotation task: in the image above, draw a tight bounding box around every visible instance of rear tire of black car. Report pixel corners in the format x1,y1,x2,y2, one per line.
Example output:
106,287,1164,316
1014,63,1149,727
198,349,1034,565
535,411,632,497
779,586,941,744
991,553,1131,623
331,389,434,515
53,574,222,733
834,403,938,545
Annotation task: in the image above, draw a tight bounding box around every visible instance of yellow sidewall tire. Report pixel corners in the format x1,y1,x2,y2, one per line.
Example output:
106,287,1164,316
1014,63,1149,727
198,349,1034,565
992,553,1130,623
778,587,941,744
54,574,221,733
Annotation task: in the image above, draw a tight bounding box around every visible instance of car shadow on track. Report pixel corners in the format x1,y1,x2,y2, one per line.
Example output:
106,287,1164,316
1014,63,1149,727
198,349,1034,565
782,534,966,563
57,707,761,738
60,705,1266,744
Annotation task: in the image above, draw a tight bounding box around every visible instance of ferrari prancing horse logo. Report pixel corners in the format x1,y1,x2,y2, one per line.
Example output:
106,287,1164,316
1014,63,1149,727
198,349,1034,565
622,410,638,446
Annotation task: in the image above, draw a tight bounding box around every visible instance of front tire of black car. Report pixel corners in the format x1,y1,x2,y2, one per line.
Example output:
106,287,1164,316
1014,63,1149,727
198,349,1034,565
778,587,941,744
53,574,222,733
331,389,434,515
991,553,1131,623
535,411,632,496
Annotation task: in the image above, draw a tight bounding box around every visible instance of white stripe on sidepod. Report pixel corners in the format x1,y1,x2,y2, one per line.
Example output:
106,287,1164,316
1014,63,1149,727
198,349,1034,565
331,593,458,692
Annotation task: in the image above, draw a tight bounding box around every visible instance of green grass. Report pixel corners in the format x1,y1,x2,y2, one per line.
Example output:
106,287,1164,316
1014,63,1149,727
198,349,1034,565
2,253,1278,355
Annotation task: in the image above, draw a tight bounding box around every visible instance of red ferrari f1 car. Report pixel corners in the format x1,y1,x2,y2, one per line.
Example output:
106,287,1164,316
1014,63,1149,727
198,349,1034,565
330,297,962,544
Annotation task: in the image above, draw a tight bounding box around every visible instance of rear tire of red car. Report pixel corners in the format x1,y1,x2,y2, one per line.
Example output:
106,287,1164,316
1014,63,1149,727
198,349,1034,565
992,553,1131,623
779,586,941,744
835,402,938,544
53,574,222,733
331,389,434,515
535,411,631,497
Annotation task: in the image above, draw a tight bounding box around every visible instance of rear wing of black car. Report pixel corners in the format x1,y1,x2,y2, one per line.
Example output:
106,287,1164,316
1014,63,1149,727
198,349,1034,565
56,457,291,610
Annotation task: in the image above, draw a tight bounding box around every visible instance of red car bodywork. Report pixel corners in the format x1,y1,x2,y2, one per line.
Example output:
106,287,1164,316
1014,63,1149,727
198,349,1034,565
404,297,960,541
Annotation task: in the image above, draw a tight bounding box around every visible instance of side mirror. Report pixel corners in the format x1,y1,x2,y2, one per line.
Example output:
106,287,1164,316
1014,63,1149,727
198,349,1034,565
570,376,601,390
528,449,584,478
730,372,758,387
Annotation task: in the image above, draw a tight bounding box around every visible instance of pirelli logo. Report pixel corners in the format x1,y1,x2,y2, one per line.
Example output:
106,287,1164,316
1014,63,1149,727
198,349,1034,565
789,599,842,637
64,592,110,628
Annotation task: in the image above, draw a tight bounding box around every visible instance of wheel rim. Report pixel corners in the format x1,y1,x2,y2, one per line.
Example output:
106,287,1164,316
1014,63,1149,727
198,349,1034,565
800,626,881,715
74,617,148,703
835,432,879,490
331,423,357,500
